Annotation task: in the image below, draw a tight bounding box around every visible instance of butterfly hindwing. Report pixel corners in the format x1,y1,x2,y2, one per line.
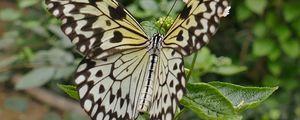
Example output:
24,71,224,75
75,48,150,119
150,48,185,120
163,0,229,56
45,0,149,59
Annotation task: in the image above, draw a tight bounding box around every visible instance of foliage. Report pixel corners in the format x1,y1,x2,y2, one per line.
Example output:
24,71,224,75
1,0,297,119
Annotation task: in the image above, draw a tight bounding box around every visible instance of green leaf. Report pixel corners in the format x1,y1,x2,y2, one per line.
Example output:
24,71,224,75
267,48,281,61
210,65,247,76
281,39,300,58
4,96,29,112
185,47,215,71
16,67,56,90
252,39,275,57
181,83,237,120
53,66,76,80
57,84,79,100
236,4,252,22
245,0,267,15
262,75,280,86
283,2,300,22
140,21,157,37
209,82,278,112
292,20,300,37
139,0,159,12
18,0,39,8
265,13,277,28
273,25,291,42
0,8,21,21
252,22,266,38
268,61,281,76
31,48,74,66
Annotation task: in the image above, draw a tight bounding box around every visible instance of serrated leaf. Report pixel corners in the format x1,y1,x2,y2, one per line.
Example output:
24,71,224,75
245,0,267,15
57,84,79,100
16,67,56,90
181,83,236,120
209,82,278,112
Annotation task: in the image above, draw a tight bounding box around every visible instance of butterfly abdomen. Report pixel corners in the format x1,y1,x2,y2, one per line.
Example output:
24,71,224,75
138,34,163,112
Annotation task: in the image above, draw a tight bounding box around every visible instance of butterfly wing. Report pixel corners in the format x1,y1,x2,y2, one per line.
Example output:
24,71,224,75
45,0,149,59
75,49,150,119
149,48,185,120
163,0,230,56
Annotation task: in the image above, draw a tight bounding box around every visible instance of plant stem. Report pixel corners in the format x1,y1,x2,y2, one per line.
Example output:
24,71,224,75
186,52,198,81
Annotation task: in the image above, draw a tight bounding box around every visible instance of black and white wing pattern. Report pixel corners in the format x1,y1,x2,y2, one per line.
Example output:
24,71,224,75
45,0,230,120
149,48,185,120
45,0,149,59
75,49,150,119
163,0,230,56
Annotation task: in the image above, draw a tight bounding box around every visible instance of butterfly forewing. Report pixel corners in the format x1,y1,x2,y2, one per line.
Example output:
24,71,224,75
45,0,149,59
75,48,150,119
163,0,229,56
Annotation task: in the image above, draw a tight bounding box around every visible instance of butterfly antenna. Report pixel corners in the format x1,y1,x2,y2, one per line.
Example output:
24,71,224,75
158,0,178,34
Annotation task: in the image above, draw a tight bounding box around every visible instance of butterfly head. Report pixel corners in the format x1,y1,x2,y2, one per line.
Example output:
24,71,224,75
152,33,164,40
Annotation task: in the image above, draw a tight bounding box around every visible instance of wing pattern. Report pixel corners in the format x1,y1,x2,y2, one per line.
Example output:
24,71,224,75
46,0,149,59
45,0,229,120
163,0,229,56
75,49,150,119
150,48,185,120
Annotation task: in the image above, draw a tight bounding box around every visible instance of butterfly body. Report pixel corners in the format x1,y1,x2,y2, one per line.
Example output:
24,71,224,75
45,0,230,119
138,33,163,112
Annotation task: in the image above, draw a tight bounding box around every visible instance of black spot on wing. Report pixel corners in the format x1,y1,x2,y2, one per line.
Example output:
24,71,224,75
176,30,184,41
108,6,126,20
88,0,97,6
180,5,192,19
110,31,123,43
173,63,178,70
99,85,105,93
105,20,111,26
96,70,103,77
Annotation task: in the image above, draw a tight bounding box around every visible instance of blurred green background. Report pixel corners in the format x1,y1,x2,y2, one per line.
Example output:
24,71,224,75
0,0,299,120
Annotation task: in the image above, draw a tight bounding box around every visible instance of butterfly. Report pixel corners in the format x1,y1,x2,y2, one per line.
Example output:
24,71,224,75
45,0,230,120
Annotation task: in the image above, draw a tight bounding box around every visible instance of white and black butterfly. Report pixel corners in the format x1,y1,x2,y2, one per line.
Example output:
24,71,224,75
45,0,230,119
